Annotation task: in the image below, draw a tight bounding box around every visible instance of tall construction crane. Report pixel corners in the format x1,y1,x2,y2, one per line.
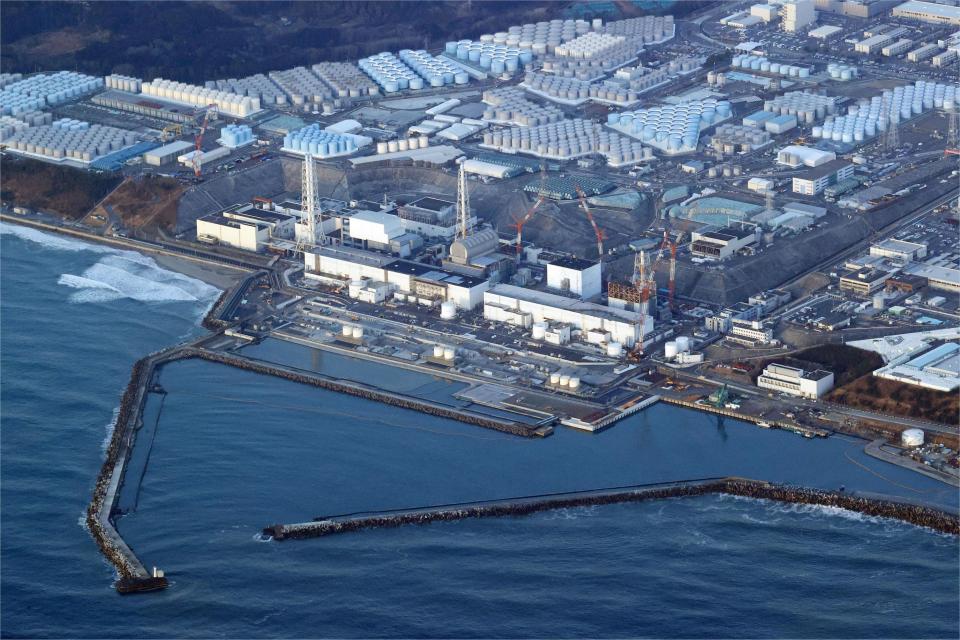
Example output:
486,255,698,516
574,184,605,259
662,230,685,312
512,196,545,264
191,104,218,178
511,162,548,264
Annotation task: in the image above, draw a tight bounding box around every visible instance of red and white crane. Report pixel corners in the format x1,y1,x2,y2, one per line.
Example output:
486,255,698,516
191,104,218,178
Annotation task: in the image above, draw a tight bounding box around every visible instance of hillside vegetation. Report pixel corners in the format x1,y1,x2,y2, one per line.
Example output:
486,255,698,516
0,156,121,218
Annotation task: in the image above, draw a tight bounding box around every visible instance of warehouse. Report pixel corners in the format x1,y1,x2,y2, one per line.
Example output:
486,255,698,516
92,90,198,123
892,0,960,25
144,140,194,166
690,226,757,260
808,25,843,39
483,283,652,347
870,238,928,261
904,263,960,293
839,267,892,295
792,159,854,195
461,158,522,179
875,342,960,391
777,145,836,168
178,146,231,169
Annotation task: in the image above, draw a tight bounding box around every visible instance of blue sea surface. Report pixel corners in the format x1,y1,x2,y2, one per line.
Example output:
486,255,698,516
1,224,958,639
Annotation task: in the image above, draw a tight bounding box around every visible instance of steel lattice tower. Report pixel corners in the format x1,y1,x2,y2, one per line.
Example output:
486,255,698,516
456,162,471,239
295,152,323,253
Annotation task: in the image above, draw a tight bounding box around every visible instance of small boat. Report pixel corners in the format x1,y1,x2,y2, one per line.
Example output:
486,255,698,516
756,421,772,429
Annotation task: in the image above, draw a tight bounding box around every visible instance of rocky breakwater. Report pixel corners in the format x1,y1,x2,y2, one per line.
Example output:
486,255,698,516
265,477,960,541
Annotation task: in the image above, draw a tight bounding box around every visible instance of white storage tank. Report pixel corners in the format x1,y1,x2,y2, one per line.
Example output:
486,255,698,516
665,341,679,359
352,327,364,339
676,336,691,353
532,322,547,340
568,377,580,390
550,372,561,385
558,375,570,387
342,325,353,336
440,300,457,320
606,342,623,358
433,345,445,358
443,347,456,361
901,428,924,447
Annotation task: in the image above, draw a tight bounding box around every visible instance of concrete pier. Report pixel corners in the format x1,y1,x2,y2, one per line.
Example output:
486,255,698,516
264,476,960,540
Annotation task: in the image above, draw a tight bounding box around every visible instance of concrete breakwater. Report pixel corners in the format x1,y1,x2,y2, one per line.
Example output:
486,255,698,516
264,477,960,540
181,348,548,438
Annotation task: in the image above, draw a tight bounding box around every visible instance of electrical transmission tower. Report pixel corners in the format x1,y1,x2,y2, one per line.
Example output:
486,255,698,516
295,152,323,253
884,119,899,155
948,111,960,150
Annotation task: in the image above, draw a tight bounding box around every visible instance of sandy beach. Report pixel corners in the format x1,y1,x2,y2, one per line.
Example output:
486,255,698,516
152,252,249,290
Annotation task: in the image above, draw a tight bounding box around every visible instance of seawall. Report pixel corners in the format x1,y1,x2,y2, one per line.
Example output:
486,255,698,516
264,477,960,540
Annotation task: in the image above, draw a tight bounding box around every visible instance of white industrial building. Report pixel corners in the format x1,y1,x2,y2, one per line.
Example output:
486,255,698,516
178,146,230,169
303,246,488,310
874,342,960,391
196,213,270,251
546,257,602,299
870,238,927,262
690,226,758,260
780,0,817,32
748,177,776,193
777,145,836,168
791,158,854,195
144,140,193,166
484,283,653,348
892,0,960,25
758,363,835,399
904,263,960,293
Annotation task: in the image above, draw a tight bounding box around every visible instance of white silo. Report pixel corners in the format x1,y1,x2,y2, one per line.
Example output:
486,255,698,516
443,347,456,361
433,345,445,358
901,428,924,447
440,300,457,320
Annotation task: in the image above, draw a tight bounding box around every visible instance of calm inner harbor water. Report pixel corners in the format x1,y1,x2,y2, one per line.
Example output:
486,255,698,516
2,224,957,639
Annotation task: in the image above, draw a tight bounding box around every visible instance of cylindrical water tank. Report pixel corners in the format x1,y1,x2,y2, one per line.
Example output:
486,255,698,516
532,322,547,340
440,301,457,320
550,372,561,385
901,428,924,447
342,325,353,336
433,345,445,358
676,336,690,353
559,375,570,387
352,327,363,338
665,341,678,359
443,347,455,361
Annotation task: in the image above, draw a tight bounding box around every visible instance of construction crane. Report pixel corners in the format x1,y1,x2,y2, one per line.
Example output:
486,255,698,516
512,162,548,264
511,196,545,264
191,104,217,178
662,230,685,312
574,184,605,259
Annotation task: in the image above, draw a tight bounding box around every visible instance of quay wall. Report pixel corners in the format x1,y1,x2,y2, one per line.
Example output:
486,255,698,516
181,348,545,438
265,477,960,540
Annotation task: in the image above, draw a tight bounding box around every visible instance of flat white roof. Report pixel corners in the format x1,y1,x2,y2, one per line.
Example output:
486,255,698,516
809,25,843,37
487,283,637,324
894,0,960,20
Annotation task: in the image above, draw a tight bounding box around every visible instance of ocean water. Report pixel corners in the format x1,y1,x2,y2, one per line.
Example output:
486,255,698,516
1,224,957,639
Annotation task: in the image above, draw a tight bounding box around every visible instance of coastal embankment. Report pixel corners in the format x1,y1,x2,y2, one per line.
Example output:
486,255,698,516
264,476,960,540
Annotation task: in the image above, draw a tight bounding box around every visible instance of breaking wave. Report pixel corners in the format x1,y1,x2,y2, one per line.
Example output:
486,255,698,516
3,222,220,305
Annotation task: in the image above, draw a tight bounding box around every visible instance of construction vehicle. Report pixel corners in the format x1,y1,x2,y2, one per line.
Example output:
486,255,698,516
160,123,183,142
707,384,730,408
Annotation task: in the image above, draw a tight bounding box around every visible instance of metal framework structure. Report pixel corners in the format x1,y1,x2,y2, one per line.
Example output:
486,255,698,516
295,151,323,253
191,104,217,178
574,184,605,259
511,163,547,263
456,162,472,240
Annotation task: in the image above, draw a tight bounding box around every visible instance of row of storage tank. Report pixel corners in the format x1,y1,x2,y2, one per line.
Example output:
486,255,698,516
2,70,103,104
664,336,692,359
608,100,732,150
312,62,380,98
542,40,643,79
706,71,728,87
763,91,838,124
105,74,142,93
482,118,602,158
431,344,457,361
142,79,260,117
826,63,859,81
218,124,254,148
523,72,639,104
0,110,53,140
359,52,425,93
812,81,960,142
444,40,532,75
711,124,771,152
553,32,624,59
398,50,470,86
548,372,582,389
731,55,810,78
707,164,744,178
603,15,674,41
268,67,334,105
3,120,137,161
473,19,596,55
482,87,564,126
283,125,359,157
375,137,430,154
208,73,288,106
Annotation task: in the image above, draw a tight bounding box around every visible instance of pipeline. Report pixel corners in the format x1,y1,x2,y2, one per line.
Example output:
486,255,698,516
264,477,960,541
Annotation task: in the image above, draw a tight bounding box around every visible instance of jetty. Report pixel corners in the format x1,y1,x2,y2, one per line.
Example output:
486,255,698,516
263,476,960,540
